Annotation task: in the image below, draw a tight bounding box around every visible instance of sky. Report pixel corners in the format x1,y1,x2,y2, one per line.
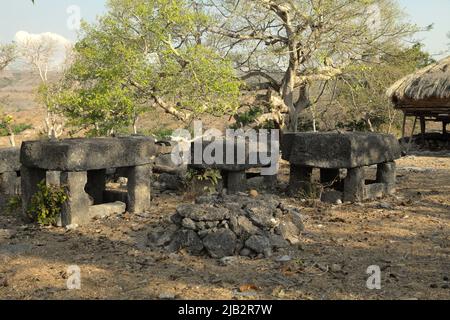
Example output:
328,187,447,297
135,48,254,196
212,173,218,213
0,0,449,58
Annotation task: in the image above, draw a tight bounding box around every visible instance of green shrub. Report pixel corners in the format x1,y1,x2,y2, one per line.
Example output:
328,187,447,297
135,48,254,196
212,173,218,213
186,168,222,194
6,195,22,215
0,123,33,136
27,181,68,226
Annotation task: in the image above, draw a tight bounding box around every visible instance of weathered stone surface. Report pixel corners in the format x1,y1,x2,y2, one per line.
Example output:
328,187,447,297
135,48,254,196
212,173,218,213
127,164,152,213
60,171,92,226
167,229,204,255
233,215,261,237
88,201,126,219
176,204,231,221
21,166,46,222
377,162,396,195
269,234,289,249
245,204,279,230
277,221,300,245
181,218,197,230
245,235,272,257
154,153,187,175
225,170,247,193
0,148,20,173
0,172,18,195
203,229,237,258
189,138,272,172
46,171,61,186
282,132,401,169
343,167,366,202
288,165,313,196
148,225,179,247
21,136,158,171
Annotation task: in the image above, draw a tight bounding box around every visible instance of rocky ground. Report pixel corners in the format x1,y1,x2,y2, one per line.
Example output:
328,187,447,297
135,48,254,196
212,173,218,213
0,153,449,300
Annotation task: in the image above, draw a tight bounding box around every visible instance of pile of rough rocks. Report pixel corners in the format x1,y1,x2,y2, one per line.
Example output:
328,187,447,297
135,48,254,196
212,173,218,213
147,194,304,258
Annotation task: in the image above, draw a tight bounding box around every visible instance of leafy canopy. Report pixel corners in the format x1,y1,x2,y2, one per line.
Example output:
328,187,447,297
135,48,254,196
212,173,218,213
56,0,241,135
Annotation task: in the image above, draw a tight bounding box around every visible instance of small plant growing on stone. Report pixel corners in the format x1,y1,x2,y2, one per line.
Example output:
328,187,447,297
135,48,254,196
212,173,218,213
27,180,68,226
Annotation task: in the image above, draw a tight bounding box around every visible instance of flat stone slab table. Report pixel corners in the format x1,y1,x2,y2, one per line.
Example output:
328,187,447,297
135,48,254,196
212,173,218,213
0,147,21,196
20,136,158,226
188,138,277,193
281,132,402,202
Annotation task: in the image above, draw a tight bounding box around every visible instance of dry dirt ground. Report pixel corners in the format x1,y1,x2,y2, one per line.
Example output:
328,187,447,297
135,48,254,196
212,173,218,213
0,154,449,300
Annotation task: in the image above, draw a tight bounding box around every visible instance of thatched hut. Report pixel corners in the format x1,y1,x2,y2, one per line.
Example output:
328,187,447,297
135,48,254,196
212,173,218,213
387,56,450,138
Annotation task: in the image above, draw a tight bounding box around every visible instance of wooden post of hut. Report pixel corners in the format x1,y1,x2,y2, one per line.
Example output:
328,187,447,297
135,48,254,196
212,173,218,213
387,56,450,152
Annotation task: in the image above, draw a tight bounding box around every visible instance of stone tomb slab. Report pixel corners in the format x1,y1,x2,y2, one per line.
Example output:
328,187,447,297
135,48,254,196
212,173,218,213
20,137,157,226
188,138,277,193
21,136,158,171
281,132,401,202
281,132,401,169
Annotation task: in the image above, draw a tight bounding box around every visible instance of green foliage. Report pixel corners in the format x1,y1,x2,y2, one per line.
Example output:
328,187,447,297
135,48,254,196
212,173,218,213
55,0,241,136
186,168,222,194
0,123,32,136
27,181,68,226
231,106,263,129
147,127,174,141
331,43,436,133
6,196,22,215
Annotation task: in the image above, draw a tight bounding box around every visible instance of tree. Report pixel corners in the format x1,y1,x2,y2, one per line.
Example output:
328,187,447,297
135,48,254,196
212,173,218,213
16,32,71,138
319,44,436,133
55,0,241,136
201,0,419,132
0,44,16,72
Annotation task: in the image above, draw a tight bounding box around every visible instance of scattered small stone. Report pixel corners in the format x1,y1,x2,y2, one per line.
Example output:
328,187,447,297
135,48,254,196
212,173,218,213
276,255,292,263
181,218,197,231
245,235,272,257
239,248,252,257
249,190,259,198
378,202,393,210
331,264,342,272
159,292,176,300
0,277,8,287
430,283,438,289
65,224,79,231
219,256,237,266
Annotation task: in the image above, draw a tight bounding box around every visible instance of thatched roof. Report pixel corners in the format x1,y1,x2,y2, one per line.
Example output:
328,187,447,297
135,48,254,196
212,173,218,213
387,56,450,111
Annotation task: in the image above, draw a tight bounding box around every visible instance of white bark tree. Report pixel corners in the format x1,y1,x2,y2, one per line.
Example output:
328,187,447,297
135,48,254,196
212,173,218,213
201,0,419,132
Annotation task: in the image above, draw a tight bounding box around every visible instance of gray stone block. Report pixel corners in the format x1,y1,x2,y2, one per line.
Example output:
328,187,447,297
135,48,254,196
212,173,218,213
225,170,247,193
88,201,126,219
60,171,92,226
365,183,386,200
288,165,312,196
343,167,366,202
282,132,401,169
376,162,396,195
21,136,158,171
189,138,273,172
0,148,20,173
127,164,152,213
21,166,46,222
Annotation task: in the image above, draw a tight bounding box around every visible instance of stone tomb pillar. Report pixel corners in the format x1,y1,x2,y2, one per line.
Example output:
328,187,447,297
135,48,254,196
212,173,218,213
289,165,313,196
376,161,396,195
224,170,247,194
21,166,46,222
343,167,366,202
60,171,92,226
127,164,152,214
